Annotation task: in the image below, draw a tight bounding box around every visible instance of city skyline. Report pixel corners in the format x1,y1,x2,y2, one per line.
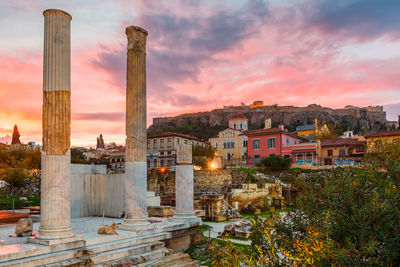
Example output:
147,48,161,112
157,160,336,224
1,0,400,146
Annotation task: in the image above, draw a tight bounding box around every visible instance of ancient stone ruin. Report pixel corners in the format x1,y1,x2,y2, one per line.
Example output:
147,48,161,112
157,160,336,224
0,8,201,267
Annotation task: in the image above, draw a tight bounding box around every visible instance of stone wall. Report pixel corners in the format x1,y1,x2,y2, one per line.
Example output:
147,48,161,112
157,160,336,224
194,170,232,194
147,169,234,195
230,183,283,211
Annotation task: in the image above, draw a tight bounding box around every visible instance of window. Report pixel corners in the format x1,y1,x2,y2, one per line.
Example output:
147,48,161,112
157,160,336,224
240,123,243,129
242,139,248,147
176,138,180,145
147,140,150,149
356,145,365,152
184,140,187,144
233,123,236,129
286,137,290,146
296,153,304,164
226,153,232,161
153,139,157,149
294,140,297,145
327,150,333,156
167,138,172,148
268,138,276,149
223,140,235,149
215,142,218,149
242,152,247,160
305,153,312,163
339,149,345,157
253,139,260,150
160,139,165,148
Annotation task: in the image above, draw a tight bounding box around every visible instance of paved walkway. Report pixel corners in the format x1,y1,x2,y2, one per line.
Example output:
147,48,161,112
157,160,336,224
203,221,251,245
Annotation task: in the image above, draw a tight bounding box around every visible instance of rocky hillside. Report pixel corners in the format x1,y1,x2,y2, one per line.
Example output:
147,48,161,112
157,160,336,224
147,104,387,141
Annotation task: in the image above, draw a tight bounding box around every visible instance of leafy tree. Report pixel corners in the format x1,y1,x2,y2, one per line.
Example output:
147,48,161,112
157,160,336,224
192,145,215,169
1,168,27,196
71,147,86,164
260,155,291,170
316,121,341,140
210,159,400,265
11,124,21,145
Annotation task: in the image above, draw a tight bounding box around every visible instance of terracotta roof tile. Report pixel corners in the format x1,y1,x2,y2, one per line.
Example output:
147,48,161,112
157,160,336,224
147,132,204,142
321,138,366,147
366,130,400,138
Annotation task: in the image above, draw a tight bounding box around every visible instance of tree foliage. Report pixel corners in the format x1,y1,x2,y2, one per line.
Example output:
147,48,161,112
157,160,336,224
192,145,215,169
260,155,291,171
11,124,21,145
210,158,400,265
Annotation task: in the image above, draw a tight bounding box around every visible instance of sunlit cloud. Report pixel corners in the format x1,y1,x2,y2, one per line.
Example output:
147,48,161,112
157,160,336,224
0,0,399,145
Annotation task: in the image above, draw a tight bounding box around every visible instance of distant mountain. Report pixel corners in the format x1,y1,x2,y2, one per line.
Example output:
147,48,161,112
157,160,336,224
0,135,11,145
148,103,388,141
384,103,400,121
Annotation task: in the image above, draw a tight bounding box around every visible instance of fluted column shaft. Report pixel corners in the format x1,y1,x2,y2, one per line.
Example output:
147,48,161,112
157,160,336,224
123,26,148,225
39,9,73,240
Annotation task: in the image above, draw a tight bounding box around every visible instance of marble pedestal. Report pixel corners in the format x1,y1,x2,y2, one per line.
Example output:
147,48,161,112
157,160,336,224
119,162,153,232
172,165,198,223
28,153,81,245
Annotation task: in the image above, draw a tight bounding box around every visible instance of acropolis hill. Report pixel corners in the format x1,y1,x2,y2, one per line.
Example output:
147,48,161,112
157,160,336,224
148,103,387,140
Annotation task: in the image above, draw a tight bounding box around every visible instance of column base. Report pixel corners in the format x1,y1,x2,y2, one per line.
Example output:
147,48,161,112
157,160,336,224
172,211,201,225
119,217,156,232
28,231,83,246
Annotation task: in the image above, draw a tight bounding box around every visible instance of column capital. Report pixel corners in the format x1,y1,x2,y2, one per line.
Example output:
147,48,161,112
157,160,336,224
43,9,72,21
126,26,148,51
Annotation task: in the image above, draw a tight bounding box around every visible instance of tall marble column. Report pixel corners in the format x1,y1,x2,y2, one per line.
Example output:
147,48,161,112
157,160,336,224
37,9,73,241
120,26,150,230
174,145,197,221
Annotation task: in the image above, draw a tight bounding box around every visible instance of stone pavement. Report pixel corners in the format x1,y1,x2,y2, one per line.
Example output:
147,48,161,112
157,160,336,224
202,221,251,245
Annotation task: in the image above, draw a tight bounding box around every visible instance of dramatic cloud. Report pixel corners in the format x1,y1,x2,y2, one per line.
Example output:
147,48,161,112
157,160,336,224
1,0,399,145
307,0,400,40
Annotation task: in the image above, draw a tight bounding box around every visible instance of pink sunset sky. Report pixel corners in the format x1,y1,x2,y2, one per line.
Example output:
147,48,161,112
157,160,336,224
0,0,399,146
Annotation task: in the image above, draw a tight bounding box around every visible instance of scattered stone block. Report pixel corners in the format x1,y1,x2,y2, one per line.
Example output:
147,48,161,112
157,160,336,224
220,220,252,239
147,206,173,218
190,229,204,246
194,210,205,217
15,218,33,237
214,215,227,222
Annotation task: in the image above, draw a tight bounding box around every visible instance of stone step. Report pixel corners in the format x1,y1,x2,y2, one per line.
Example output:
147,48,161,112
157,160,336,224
0,238,85,263
0,247,78,267
86,232,168,254
0,233,169,267
44,241,166,267
138,252,199,267
91,248,168,267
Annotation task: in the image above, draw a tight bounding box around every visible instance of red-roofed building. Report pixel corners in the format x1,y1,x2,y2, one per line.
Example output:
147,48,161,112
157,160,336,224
317,138,366,166
365,130,400,152
147,132,205,169
245,122,315,166
109,148,126,170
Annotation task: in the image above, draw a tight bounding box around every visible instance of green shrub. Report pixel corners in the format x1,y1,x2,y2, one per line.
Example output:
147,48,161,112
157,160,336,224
261,155,291,170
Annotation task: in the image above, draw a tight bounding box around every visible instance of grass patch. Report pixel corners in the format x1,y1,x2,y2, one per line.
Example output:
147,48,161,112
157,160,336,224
199,224,212,232
0,196,40,210
240,208,290,220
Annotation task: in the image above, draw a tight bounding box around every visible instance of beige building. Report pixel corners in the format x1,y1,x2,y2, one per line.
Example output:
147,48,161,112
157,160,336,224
209,114,248,166
147,132,205,169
